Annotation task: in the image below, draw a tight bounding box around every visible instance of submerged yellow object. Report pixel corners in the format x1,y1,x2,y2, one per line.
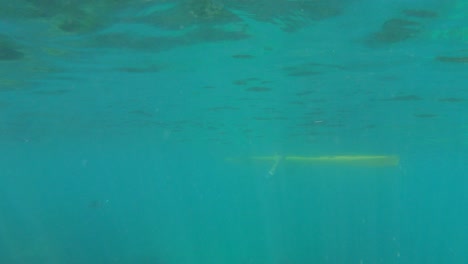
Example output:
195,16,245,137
226,155,399,167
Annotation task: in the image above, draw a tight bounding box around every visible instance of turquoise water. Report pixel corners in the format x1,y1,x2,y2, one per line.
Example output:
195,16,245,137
1,0,467,263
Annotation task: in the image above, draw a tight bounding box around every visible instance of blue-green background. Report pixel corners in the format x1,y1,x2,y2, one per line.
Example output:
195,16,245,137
1,0,467,263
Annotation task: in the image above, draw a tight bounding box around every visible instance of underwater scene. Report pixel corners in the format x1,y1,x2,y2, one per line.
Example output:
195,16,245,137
1,0,467,263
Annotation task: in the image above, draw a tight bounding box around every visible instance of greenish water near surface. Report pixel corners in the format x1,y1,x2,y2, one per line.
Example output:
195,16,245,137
1,0,467,263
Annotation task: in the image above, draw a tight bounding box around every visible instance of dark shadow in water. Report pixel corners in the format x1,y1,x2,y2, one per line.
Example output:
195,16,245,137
0,36,24,61
366,18,421,46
